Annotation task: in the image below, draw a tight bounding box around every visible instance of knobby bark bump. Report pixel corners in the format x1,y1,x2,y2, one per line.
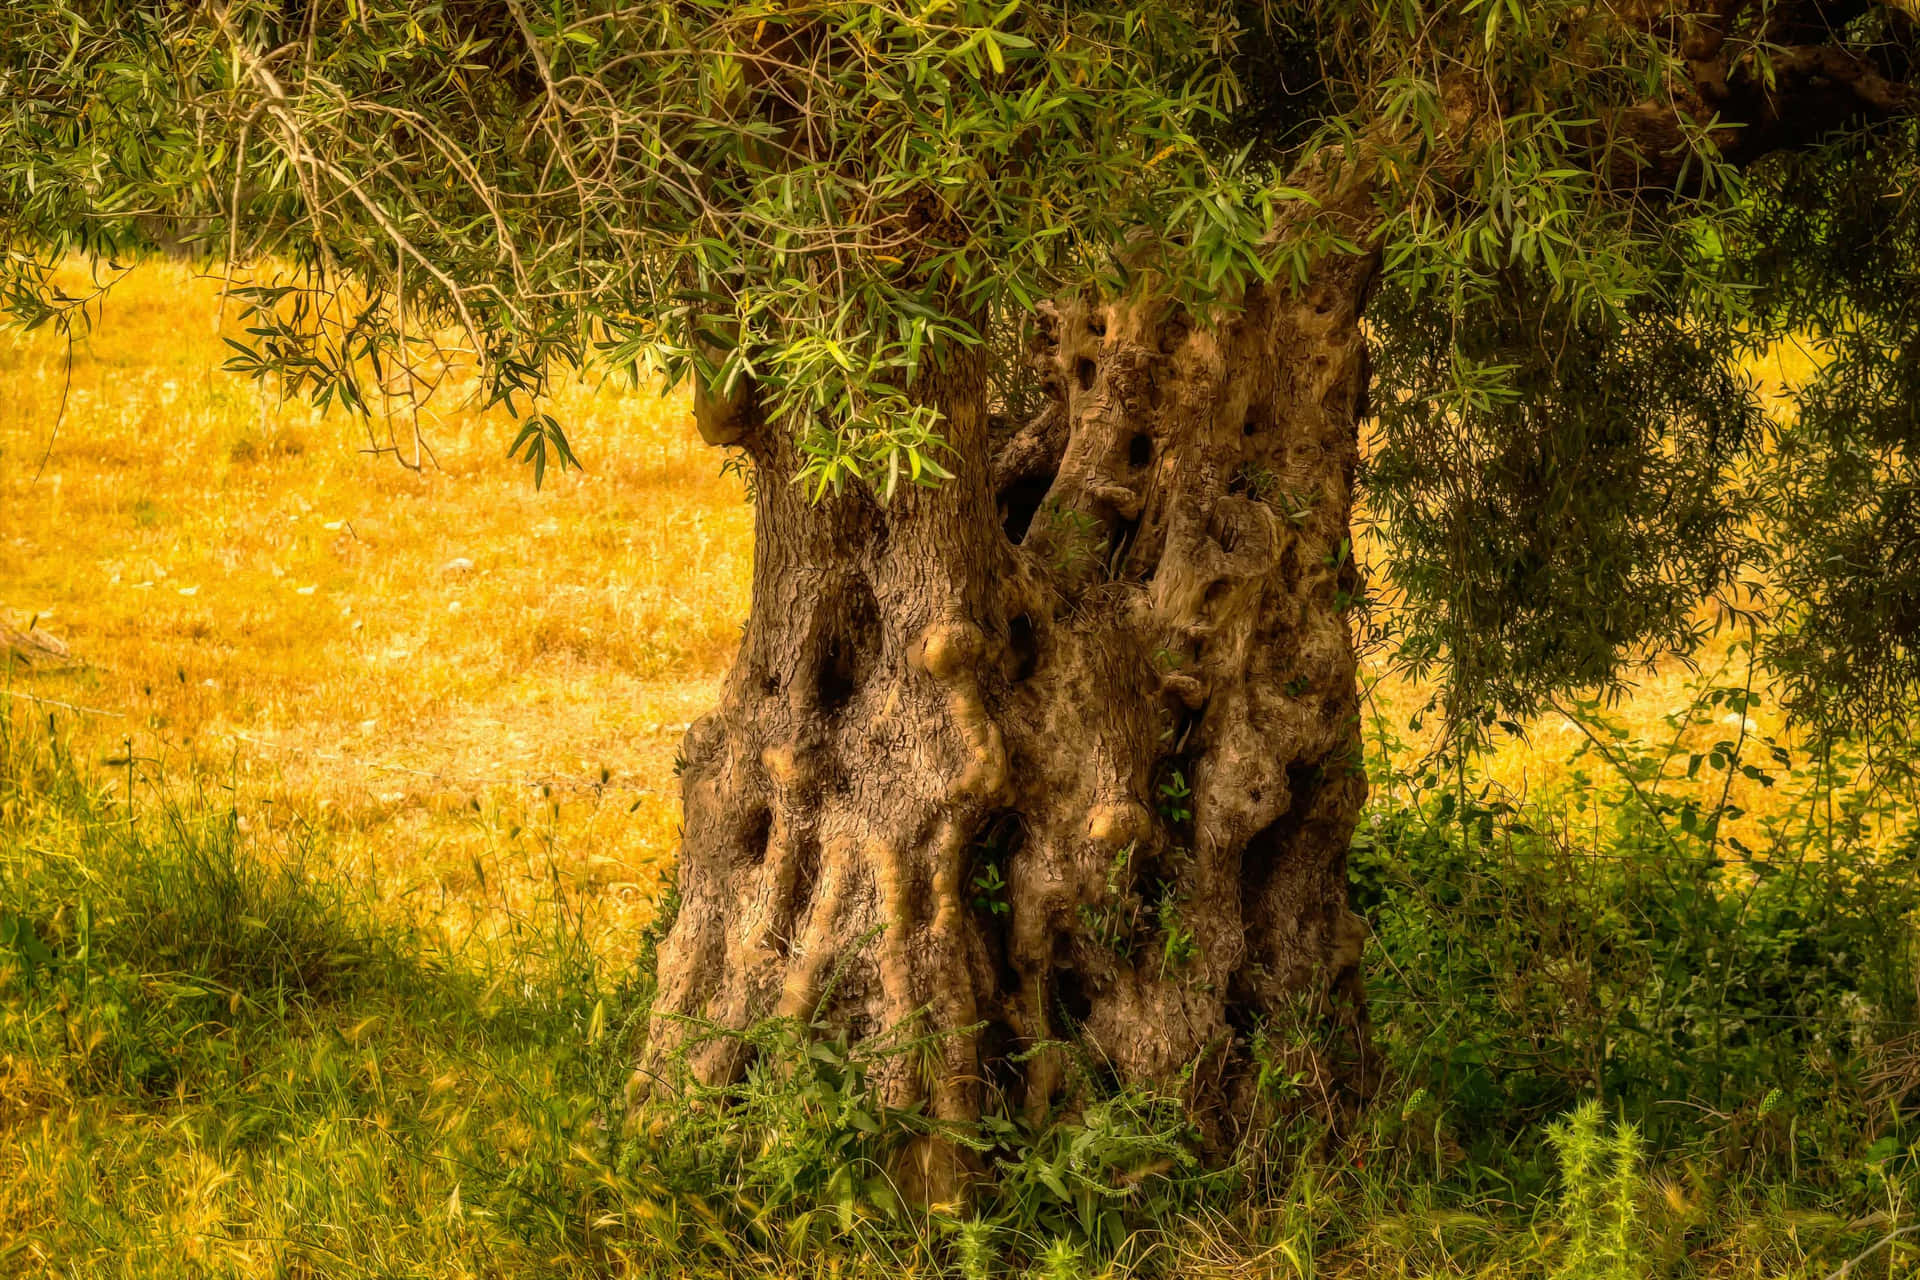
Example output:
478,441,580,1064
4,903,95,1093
642,245,1380,1187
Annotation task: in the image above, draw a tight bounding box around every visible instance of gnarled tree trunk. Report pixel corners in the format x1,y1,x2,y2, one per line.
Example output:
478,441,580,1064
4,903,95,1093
643,247,1379,1182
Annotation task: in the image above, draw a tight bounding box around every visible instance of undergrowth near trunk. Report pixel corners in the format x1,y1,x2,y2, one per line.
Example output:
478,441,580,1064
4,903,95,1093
1,700,1916,1278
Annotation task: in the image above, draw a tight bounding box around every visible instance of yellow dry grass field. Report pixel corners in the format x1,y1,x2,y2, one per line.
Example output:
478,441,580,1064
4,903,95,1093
1,261,751,962
0,261,1832,964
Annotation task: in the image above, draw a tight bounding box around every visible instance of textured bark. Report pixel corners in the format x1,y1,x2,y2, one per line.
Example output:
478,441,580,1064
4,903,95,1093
1596,0,1918,192
643,246,1379,1180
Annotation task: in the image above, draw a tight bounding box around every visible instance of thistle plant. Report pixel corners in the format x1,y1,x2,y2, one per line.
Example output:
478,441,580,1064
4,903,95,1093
1547,1100,1648,1280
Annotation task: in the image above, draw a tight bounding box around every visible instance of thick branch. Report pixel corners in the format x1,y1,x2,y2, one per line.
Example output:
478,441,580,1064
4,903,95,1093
1606,0,1917,190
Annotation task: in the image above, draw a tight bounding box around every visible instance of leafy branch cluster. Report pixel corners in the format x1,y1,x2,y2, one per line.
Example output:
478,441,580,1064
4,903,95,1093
2,0,1298,494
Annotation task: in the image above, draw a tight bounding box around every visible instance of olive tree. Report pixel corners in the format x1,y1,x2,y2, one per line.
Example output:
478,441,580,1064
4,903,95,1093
3,0,1914,1172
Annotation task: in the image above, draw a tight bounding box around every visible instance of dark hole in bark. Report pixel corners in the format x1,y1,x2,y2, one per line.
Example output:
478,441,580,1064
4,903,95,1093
999,473,1052,543
818,640,859,713
1279,540,1301,588
967,813,1026,1037
1075,358,1097,393
969,811,1023,885
1173,704,1204,753
1128,433,1153,468
1008,614,1038,683
816,579,879,715
742,807,772,867
1240,761,1323,919
772,835,822,961
979,1018,1025,1108
791,836,818,905
1159,315,1190,354
1087,311,1107,337
1106,512,1141,578
1053,966,1094,1028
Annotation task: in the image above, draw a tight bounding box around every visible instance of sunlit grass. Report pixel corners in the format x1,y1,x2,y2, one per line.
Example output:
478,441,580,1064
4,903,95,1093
1,259,753,963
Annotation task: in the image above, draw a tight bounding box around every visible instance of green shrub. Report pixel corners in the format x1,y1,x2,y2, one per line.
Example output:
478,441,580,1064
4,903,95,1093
1353,673,1920,1189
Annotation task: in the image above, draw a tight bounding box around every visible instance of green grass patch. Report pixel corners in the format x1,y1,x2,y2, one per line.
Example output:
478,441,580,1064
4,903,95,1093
2,704,1917,1278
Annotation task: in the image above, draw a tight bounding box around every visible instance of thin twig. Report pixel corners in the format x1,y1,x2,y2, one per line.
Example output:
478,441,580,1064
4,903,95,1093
1821,1223,1919,1280
30,334,75,487
1545,694,1692,868
0,688,124,718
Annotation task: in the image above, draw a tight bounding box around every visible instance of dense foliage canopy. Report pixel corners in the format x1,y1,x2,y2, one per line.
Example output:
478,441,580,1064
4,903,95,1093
2,0,1915,730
